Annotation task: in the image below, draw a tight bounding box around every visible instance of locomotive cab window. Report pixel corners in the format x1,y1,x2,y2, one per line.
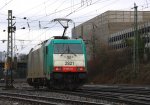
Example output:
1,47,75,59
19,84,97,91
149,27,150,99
54,44,83,54
46,46,48,54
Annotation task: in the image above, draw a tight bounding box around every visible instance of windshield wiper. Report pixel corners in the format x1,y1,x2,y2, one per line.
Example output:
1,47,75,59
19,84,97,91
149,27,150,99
60,45,67,56
59,44,65,56
67,46,77,56
69,50,77,56
60,44,77,56
60,51,66,56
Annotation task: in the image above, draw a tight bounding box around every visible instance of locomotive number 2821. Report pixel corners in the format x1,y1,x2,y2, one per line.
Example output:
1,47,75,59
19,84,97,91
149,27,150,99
65,61,74,65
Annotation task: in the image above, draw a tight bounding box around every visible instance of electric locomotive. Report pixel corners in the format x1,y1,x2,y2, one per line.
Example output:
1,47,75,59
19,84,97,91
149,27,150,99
27,19,87,90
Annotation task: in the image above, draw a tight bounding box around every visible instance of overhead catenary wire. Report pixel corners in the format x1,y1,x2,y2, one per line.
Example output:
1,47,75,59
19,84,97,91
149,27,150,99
1,0,150,27
14,0,62,21
16,23,58,53
0,0,14,11
68,0,150,27
10,1,150,30
54,0,67,12
14,1,84,27
21,0,144,29
20,0,95,21
0,0,60,31
0,0,113,32
1,0,150,53
16,19,75,53
15,0,118,30
71,0,121,20
13,0,105,30
65,0,112,17
1,1,150,32
16,0,51,16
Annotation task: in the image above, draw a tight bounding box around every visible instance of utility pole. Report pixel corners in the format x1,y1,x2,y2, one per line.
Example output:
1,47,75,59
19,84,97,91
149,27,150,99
4,10,15,88
133,3,139,79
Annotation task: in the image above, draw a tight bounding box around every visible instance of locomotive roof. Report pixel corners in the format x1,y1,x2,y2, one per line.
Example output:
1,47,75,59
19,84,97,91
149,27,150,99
45,39,83,46
30,39,84,53
53,39,83,44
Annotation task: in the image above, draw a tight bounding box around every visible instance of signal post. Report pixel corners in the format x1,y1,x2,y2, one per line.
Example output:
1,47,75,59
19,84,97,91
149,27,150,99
4,10,15,89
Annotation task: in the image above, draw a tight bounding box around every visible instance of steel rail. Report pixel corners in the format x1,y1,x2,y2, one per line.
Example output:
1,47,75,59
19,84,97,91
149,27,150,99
0,92,104,105
79,90,150,105
82,85,150,95
49,89,150,105
17,85,150,105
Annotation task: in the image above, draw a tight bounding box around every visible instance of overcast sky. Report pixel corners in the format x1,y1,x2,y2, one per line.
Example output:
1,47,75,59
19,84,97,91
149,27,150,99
0,0,149,54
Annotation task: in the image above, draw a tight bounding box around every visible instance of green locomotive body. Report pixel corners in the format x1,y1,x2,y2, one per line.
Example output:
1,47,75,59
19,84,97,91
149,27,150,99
27,37,87,89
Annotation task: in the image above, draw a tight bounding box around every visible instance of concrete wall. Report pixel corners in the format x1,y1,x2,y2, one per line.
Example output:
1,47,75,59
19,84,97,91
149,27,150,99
72,11,150,59
72,11,150,43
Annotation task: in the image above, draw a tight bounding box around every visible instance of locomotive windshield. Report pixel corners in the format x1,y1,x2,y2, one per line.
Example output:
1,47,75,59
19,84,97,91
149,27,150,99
54,44,83,54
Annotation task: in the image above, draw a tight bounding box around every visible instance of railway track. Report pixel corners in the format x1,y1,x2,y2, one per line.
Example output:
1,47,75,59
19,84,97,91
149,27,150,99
0,92,105,105
1,82,150,105
34,85,150,105
82,85,150,95
46,87,150,105
22,87,150,105
76,89,150,105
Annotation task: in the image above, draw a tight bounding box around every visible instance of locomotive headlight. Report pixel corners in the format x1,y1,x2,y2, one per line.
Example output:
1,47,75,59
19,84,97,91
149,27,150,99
54,67,62,71
77,67,84,71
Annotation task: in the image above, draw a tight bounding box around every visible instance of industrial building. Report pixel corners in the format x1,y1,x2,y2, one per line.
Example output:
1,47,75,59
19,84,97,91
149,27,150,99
72,10,150,59
72,10,150,42
108,22,150,49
